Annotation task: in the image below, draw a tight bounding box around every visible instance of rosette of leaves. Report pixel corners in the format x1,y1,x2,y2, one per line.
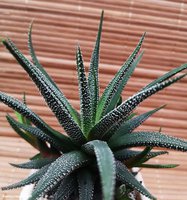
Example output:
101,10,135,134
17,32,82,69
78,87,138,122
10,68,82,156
1,11,187,200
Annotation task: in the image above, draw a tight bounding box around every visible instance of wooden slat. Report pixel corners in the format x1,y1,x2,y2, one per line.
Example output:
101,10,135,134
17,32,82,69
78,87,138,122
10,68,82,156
0,1,187,199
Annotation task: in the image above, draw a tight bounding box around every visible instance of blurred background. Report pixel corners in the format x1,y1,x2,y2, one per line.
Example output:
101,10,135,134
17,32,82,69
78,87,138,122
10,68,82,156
0,0,187,199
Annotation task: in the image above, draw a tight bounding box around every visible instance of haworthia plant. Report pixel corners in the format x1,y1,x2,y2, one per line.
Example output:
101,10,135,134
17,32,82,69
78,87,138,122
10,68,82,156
1,11,187,200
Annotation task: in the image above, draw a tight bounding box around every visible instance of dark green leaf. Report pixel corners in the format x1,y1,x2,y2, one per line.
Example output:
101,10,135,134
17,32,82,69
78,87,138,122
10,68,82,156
88,10,104,124
77,169,94,200
29,151,90,199
96,33,145,122
10,157,56,169
53,174,76,200
104,51,144,116
116,161,156,200
76,45,92,135
142,63,187,90
6,115,74,152
1,165,49,190
90,73,186,140
28,24,81,126
124,147,152,168
83,140,116,200
6,114,39,150
109,105,165,143
114,149,168,161
110,131,187,152
0,92,73,147
137,163,179,168
2,39,85,144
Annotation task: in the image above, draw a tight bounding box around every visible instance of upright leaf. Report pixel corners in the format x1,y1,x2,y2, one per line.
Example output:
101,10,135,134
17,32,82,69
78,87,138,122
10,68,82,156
83,140,116,200
30,151,90,199
96,33,146,122
28,23,81,125
2,39,85,144
90,73,186,140
109,131,187,151
76,45,92,135
104,51,144,116
88,10,104,124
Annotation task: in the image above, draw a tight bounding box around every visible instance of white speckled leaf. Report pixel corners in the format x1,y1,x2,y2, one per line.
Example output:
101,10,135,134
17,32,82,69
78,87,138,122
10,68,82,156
28,22,81,126
83,140,116,200
30,151,90,199
116,161,156,200
2,39,85,144
6,115,74,152
2,165,49,190
90,73,186,140
109,105,165,142
110,131,187,151
76,46,92,136
96,33,145,122
77,169,94,200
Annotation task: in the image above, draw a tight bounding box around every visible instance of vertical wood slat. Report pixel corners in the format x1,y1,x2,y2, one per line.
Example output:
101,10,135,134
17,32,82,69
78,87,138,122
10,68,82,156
0,0,187,199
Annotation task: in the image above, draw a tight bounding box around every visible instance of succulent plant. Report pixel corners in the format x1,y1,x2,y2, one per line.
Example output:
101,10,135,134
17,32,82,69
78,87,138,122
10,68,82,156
1,11,187,200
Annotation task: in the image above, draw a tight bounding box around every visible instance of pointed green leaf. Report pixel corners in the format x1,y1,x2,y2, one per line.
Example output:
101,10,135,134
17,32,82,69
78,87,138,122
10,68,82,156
83,140,116,200
125,147,152,168
6,115,39,150
1,165,49,190
28,23,81,126
30,153,42,160
116,161,156,200
15,93,31,125
90,73,186,140
10,157,56,169
6,115,75,152
137,163,179,168
53,174,77,200
104,51,144,116
0,92,70,143
76,45,92,135
96,33,146,122
77,169,94,200
114,149,168,161
30,151,90,199
88,10,104,124
109,105,165,142
142,150,168,163
142,63,187,90
2,39,85,144
109,131,187,151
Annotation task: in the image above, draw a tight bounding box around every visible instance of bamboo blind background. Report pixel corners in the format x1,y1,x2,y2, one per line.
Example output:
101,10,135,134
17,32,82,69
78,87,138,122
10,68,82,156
0,0,187,199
